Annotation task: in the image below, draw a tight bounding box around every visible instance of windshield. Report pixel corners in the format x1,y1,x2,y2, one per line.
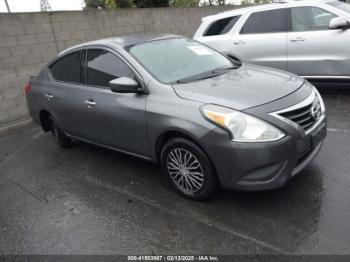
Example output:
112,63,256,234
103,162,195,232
328,1,350,14
128,38,238,84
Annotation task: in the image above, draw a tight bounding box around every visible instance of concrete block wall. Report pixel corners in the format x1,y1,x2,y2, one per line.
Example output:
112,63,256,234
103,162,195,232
0,6,238,126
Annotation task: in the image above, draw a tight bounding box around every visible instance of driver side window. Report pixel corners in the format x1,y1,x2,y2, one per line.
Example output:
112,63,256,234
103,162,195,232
290,6,337,32
86,49,134,88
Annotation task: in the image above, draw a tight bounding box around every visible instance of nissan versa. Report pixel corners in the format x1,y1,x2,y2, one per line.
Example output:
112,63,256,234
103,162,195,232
25,34,327,200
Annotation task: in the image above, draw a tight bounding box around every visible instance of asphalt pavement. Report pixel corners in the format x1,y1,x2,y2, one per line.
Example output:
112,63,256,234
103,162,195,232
0,85,350,255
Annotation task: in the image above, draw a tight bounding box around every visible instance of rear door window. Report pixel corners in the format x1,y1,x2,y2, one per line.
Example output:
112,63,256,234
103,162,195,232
59,51,82,83
49,51,82,84
49,61,59,80
240,9,287,34
204,16,241,36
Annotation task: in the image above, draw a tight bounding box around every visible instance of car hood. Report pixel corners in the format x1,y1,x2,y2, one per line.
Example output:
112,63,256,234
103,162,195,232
172,64,304,110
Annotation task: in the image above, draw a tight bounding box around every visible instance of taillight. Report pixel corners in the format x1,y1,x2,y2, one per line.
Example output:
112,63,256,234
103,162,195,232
24,83,32,95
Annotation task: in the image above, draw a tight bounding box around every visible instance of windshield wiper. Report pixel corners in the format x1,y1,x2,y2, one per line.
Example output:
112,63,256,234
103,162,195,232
176,72,221,84
211,66,238,74
174,64,240,84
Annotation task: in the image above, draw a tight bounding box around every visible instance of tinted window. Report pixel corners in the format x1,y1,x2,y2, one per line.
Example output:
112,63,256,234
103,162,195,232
87,49,134,87
204,16,240,36
59,51,82,83
49,61,60,80
241,9,287,34
291,7,337,32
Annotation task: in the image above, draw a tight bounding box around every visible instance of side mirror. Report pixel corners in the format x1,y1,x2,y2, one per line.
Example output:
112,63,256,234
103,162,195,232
329,17,350,30
109,77,141,93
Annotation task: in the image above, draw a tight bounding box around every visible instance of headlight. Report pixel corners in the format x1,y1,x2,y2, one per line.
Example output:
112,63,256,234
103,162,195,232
201,104,285,142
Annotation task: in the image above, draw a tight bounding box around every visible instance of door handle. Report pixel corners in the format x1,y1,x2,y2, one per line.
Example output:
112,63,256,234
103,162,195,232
45,94,54,100
84,99,96,108
233,40,246,45
290,37,305,42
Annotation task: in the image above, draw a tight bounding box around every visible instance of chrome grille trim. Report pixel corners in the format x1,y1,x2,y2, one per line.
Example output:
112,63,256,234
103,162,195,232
270,88,326,135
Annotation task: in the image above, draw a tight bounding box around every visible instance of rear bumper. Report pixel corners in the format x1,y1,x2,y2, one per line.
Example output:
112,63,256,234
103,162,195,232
200,120,326,191
28,110,40,126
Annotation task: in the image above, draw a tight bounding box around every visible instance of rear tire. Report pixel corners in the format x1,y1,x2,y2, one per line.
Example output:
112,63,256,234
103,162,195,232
51,118,71,148
160,138,218,200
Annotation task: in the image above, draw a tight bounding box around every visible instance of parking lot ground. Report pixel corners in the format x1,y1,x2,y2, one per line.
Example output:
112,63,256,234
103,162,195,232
0,87,350,255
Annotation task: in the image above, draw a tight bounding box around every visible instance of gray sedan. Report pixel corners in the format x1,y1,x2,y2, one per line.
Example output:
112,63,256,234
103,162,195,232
25,34,326,200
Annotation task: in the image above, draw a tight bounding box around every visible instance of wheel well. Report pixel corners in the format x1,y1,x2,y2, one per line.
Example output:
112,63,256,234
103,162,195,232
39,110,53,132
155,131,207,163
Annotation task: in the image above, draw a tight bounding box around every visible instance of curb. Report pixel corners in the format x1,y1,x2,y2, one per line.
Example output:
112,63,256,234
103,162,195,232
0,117,33,134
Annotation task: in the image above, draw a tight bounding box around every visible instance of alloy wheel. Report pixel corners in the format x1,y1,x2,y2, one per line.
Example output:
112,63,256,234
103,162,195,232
166,148,204,193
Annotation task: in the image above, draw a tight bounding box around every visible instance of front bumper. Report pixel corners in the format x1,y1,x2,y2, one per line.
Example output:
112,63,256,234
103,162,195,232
200,116,327,191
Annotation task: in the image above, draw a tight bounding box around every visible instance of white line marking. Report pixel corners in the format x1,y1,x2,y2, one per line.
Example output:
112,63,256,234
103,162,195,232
327,128,349,133
85,175,287,254
32,131,43,140
0,130,42,166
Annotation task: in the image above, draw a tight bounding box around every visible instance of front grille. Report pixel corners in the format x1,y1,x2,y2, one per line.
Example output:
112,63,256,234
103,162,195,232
278,94,322,132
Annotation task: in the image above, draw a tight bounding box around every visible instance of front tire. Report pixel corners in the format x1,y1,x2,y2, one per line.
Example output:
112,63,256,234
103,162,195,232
51,118,71,148
160,138,218,200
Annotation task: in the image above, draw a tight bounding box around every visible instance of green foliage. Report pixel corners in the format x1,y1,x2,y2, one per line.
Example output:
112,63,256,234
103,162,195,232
200,0,227,6
106,0,132,8
133,0,169,7
105,0,118,8
170,0,199,7
85,0,250,9
85,0,132,9
84,0,107,9
119,0,133,8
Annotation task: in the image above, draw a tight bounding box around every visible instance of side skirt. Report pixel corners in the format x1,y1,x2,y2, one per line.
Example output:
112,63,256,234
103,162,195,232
67,133,153,162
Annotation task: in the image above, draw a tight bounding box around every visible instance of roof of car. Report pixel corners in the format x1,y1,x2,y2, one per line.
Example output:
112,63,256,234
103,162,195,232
58,33,181,56
202,0,338,20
